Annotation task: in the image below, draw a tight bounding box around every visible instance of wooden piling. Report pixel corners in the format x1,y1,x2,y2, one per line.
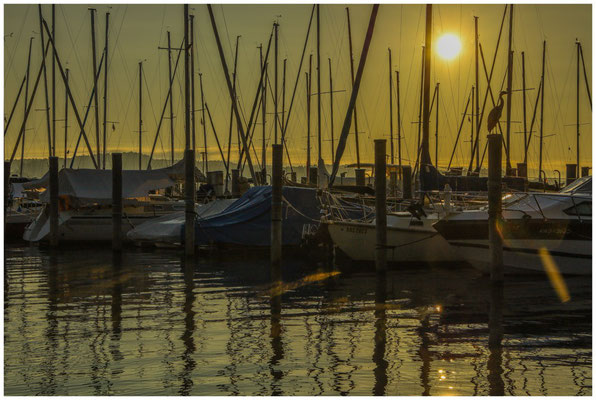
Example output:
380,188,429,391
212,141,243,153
389,171,397,198
487,134,503,281
49,156,59,247
516,162,527,178
402,165,412,199
581,166,590,177
112,153,122,251
231,169,240,197
290,171,297,182
5,162,11,223
271,144,283,276
309,166,318,186
566,163,577,185
355,168,366,186
185,149,195,256
375,139,387,274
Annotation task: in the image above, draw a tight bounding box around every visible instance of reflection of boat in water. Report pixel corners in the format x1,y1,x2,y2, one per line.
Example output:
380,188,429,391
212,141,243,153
433,176,592,275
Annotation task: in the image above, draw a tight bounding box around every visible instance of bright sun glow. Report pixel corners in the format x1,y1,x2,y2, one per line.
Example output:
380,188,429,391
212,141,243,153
437,34,462,60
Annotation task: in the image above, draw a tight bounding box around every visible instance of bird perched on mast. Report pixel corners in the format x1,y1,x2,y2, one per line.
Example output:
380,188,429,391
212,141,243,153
487,90,508,133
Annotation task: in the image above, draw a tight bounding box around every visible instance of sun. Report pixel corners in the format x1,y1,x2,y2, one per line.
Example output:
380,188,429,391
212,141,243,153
436,33,462,60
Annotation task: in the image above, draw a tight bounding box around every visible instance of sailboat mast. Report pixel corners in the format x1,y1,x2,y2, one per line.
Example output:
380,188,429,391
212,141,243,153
576,39,580,173
522,51,527,163
435,82,439,167
259,44,267,182
539,40,546,182
139,61,143,170
51,5,56,161
470,87,474,162
505,4,513,174
416,46,424,171
38,6,52,160
199,73,207,172
190,15,196,155
282,58,287,136
184,4,190,150
103,12,109,169
346,7,360,168
226,36,239,179
396,70,402,170
274,22,279,145
306,55,312,179
328,58,334,163
316,4,322,161
64,69,69,169
167,31,175,164
90,8,101,167
20,37,33,177
474,16,480,169
388,48,394,164
420,4,432,167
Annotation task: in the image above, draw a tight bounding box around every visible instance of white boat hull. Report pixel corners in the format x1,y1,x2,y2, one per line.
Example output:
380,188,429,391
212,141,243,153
24,210,173,243
327,215,461,263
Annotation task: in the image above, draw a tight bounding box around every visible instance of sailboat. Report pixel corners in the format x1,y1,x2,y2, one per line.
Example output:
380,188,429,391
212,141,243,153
326,5,466,265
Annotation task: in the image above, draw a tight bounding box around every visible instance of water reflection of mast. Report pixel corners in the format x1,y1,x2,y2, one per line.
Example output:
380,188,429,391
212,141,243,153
269,272,284,395
42,253,59,395
487,283,505,396
372,275,388,395
110,253,123,371
417,313,431,396
179,258,196,395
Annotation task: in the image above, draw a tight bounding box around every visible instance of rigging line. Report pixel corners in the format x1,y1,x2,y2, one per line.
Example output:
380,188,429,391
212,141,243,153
113,74,135,152
6,5,31,82
59,6,88,90
142,63,160,127
147,36,184,168
280,5,315,146
106,5,128,71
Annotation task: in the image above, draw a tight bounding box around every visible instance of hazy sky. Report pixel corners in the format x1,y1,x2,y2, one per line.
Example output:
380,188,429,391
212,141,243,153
3,3,592,174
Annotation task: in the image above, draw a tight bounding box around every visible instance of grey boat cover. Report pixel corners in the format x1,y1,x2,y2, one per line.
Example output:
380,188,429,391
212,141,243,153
126,199,235,244
22,160,203,204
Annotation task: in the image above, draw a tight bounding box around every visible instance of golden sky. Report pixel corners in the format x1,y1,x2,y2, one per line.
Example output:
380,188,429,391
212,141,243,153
3,3,592,174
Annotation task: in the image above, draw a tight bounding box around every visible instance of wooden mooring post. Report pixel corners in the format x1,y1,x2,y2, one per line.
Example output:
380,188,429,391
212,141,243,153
4,161,10,224
231,169,240,197
402,165,412,199
185,149,195,256
309,166,318,186
271,144,283,278
487,134,503,281
112,153,122,251
355,168,366,186
375,139,387,274
49,156,59,248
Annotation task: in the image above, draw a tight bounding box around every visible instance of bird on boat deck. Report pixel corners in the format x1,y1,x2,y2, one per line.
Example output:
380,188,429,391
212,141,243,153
487,90,509,133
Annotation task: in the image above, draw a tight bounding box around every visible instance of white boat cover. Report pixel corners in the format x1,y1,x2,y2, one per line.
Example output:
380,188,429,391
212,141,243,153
127,198,236,244
22,160,206,203
23,168,174,204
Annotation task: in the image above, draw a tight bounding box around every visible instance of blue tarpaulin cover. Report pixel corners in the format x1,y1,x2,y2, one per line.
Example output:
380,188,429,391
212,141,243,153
191,186,321,247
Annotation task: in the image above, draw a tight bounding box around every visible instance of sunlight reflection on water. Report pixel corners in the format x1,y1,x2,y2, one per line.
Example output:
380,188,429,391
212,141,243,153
4,245,592,396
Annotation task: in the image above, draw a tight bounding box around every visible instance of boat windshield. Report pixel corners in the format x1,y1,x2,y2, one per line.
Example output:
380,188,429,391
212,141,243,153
560,176,591,194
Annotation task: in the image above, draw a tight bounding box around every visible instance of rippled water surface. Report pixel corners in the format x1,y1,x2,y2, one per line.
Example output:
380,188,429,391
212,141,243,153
4,245,592,395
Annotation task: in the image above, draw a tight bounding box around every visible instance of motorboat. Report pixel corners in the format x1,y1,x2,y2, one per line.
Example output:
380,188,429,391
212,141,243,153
433,176,592,275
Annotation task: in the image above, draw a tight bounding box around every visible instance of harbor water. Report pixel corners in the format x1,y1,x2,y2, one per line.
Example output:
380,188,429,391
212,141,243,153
4,244,591,396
